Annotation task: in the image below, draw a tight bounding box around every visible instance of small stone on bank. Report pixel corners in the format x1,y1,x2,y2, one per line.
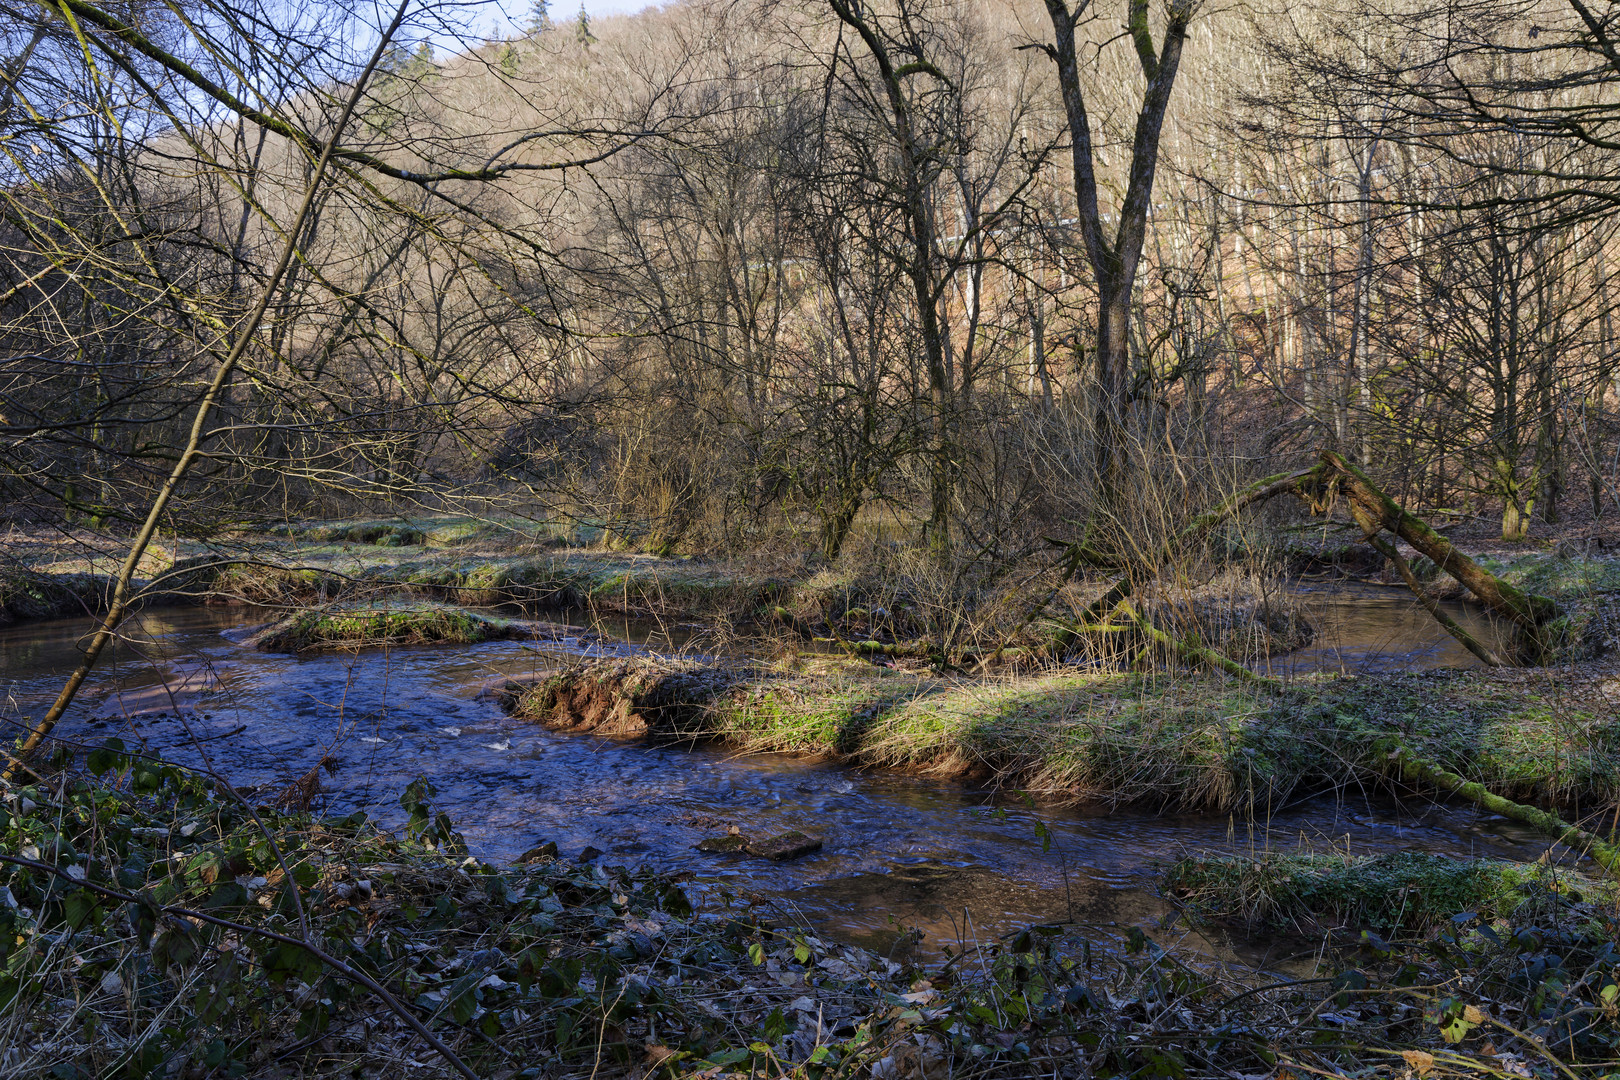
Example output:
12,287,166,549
515,841,559,863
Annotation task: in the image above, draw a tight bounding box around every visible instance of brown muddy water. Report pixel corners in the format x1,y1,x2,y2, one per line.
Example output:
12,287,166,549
0,588,1552,970
1266,580,1515,675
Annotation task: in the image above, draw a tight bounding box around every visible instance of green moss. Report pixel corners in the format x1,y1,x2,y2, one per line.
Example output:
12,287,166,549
1165,851,1607,934
248,603,522,652
424,520,488,546
1496,554,1620,599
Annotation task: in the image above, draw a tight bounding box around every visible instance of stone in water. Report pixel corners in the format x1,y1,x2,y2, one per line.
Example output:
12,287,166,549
746,831,823,860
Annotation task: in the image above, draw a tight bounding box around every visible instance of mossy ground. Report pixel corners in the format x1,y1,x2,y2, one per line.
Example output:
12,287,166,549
246,602,527,652
0,521,780,622
1165,851,1614,935
509,661,1620,812
1470,552,1620,599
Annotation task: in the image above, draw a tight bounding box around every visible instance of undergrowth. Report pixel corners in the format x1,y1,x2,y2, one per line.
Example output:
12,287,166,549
3,748,1618,1078
246,604,522,652
1165,851,1614,934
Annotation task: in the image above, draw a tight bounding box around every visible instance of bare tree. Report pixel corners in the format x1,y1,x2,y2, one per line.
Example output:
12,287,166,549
1032,0,1197,511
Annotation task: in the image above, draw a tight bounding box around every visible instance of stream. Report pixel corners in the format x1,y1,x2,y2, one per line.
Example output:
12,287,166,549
0,584,1553,969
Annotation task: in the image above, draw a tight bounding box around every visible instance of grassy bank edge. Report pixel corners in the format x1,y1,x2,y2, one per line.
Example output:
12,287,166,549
1165,851,1617,936
501,659,1620,817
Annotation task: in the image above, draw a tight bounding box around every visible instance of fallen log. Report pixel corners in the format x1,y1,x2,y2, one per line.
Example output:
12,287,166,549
771,605,817,640
1115,600,1282,687
813,637,935,658
1315,452,1559,660
1385,743,1619,876
985,452,1561,677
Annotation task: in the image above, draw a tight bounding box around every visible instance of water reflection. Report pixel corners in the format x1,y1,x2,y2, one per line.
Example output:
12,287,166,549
1268,580,1513,674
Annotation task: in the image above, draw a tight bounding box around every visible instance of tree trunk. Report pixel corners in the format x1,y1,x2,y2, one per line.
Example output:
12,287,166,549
1094,284,1132,503
1040,0,1191,519
1319,451,1558,644
1495,457,1533,541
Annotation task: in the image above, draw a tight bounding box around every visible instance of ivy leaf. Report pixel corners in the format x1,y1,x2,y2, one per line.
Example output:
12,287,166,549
62,890,100,930
86,739,126,776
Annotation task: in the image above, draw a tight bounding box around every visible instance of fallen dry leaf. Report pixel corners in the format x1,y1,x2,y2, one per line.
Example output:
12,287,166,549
1403,1049,1436,1076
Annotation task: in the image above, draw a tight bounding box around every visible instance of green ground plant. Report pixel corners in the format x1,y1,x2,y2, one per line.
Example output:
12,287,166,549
1165,851,1613,934
245,603,528,652
6,750,1617,1079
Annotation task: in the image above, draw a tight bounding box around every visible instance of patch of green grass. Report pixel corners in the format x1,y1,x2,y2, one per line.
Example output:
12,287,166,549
269,519,427,546
247,603,521,652
1165,851,1608,935
1500,554,1620,598
423,520,487,546
1437,552,1620,601
510,664,1620,810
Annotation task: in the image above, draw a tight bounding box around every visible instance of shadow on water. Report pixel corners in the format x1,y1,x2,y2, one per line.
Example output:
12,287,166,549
0,592,1557,967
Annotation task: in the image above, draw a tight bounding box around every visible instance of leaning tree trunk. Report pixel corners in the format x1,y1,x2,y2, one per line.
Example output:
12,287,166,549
1001,451,1561,677
1315,451,1558,659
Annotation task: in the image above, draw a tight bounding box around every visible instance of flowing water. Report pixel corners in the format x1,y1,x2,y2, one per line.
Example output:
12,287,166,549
0,587,1558,968
1267,580,1517,674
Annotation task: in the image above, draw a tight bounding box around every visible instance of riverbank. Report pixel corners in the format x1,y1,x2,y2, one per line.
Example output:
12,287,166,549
0,519,784,626
5,756,1615,1079
7,516,1620,668
502,658,1620,816
1167,850,1617,935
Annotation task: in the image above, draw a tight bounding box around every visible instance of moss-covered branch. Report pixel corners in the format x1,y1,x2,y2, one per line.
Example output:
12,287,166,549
1115,599,1280,687
1317,452,1559,650
1385,743,1620,875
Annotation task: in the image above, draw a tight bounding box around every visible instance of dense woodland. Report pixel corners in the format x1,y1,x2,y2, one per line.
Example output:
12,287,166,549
5,0,1620,558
